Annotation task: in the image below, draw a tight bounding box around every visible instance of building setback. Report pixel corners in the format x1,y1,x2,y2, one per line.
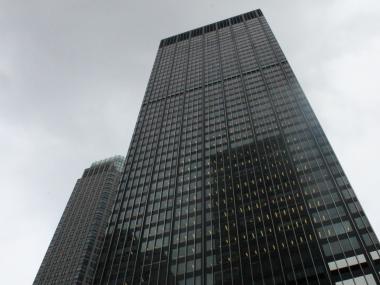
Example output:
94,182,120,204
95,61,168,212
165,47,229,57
34,156,124,285
94,9,380,285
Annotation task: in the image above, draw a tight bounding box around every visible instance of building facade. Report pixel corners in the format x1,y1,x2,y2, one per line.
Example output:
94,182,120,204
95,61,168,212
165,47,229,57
94,9,380,285
34,156,124,285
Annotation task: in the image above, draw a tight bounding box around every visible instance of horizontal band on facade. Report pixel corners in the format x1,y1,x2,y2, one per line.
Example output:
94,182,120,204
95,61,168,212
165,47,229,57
143,60,288,105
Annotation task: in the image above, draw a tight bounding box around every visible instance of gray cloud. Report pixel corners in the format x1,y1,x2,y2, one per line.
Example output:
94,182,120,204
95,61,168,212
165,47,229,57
0,0,379,283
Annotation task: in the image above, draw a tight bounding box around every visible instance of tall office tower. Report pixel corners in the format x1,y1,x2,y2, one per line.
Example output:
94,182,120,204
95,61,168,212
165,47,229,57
94,9,380,285
34,156,124,285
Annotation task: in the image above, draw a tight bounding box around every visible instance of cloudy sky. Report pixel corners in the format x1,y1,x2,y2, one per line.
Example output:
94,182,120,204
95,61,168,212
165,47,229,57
1,0,380,283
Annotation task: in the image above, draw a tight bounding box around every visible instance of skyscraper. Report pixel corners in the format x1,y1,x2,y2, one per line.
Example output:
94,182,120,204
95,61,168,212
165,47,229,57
34,156,124,285
94,9,380,285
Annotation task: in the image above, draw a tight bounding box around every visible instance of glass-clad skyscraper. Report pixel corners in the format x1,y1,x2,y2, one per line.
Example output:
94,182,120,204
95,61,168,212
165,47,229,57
94,9,380,285
34,156,124,285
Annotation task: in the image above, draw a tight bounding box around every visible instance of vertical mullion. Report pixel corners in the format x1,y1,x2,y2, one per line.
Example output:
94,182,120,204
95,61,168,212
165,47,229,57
229,20,314,285
215,23,248,285
164,34,192,285
124,42,179,285
244,15,338,284
95,47,164,284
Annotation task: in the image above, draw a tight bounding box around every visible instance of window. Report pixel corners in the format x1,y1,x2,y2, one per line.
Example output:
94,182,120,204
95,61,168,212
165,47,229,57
322,237,360,256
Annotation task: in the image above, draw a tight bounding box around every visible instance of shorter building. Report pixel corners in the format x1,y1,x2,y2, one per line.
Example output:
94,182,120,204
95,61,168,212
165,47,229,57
34,156,124,285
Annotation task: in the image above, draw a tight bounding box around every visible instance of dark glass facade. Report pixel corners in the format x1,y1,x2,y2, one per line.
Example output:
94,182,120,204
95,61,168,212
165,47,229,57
94,9,380,285
34,156,124,285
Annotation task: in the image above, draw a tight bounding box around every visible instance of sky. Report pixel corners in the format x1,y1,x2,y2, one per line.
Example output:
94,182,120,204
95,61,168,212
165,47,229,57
0,0,380,284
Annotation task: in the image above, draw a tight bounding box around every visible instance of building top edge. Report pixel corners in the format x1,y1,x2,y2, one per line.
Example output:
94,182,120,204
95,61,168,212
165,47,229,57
90,155,125,167
159,9,263,48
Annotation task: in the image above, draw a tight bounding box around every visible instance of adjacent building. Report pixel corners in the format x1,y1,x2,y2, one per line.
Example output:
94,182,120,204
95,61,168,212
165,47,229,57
34,156,124,285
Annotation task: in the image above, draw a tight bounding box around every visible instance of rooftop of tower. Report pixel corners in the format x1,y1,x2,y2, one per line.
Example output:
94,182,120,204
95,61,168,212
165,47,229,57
159,9,263,48
90,155,125,171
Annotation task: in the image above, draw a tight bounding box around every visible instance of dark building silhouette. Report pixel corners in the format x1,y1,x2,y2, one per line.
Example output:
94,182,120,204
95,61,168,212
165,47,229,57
94,9,380,285
34,156,124,285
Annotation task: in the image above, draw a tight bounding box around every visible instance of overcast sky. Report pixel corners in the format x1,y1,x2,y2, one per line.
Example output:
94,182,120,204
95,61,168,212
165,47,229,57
1,0,380,284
